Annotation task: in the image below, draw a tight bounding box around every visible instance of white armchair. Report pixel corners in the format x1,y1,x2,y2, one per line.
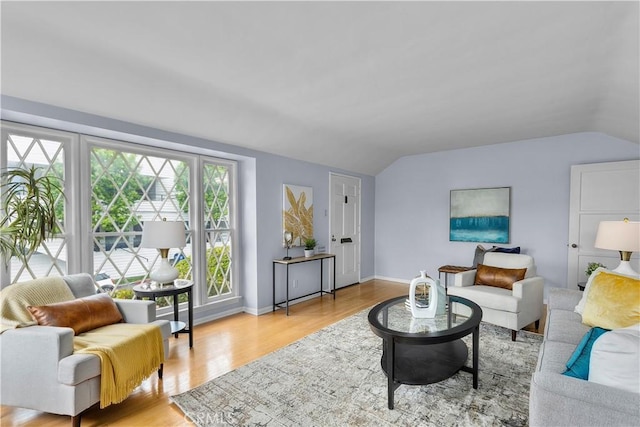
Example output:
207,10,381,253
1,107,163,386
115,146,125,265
0,274,171,427
447,252,544,341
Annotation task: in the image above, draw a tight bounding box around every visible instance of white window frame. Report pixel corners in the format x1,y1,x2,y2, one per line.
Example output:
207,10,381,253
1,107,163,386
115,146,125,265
1,121,239,309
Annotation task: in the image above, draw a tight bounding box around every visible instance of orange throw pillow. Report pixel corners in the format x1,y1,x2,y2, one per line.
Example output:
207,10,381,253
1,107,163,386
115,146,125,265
28,293,123,335
474,264,527,290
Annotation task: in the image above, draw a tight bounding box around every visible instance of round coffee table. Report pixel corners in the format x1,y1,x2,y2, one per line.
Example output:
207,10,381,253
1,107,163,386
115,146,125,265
368,295,482,409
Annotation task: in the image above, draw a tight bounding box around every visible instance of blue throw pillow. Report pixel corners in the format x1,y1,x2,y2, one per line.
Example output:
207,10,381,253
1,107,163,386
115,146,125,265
492,246,521,254
563,327,609,379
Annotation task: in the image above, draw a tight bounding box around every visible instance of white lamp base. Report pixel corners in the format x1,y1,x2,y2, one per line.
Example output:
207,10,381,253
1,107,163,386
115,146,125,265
612,260,639,277
150,257,179,285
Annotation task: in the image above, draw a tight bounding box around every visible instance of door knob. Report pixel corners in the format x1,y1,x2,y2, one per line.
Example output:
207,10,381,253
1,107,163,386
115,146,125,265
571,243,578,248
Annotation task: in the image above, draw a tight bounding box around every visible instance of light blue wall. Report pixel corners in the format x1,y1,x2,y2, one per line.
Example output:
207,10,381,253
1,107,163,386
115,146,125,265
0,96,375,316
375,132,639,295
5,95,638,312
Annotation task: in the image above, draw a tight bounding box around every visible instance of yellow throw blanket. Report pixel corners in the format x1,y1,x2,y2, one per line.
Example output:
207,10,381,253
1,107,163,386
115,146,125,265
74,323,164,408
0,277,74,332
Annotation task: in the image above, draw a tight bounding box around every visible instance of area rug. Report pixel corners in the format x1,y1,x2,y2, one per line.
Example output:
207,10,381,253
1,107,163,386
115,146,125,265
171,309,542,426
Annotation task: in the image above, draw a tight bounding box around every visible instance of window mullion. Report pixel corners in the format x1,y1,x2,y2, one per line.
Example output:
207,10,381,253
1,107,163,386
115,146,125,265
192,157,206,305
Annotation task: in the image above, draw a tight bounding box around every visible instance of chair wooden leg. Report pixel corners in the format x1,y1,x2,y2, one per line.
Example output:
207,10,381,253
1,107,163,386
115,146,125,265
511,330,517,341
71,414,81,427
158,363,163,380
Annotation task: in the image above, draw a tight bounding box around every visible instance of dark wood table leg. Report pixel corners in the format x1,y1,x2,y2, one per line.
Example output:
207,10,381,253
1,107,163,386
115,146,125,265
385,338,396,409
332,256,336,299
286,264,290,316
173,293,179,338
188,288,193,348
320,258,323,295
472,324,479,389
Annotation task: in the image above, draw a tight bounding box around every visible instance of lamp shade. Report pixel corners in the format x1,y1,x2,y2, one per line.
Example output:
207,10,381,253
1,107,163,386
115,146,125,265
594,220,640,252
141,220,186,249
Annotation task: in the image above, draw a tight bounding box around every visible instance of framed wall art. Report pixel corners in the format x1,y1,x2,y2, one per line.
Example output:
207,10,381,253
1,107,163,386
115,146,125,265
450,187,510,243
282,184,313,247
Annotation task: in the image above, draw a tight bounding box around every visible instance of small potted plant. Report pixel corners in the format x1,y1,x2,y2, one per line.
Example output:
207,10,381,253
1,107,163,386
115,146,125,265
303,237,317,258
585,262,606,277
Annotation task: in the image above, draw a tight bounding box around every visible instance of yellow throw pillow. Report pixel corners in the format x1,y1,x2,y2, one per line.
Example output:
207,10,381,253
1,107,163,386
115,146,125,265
582,271,640,330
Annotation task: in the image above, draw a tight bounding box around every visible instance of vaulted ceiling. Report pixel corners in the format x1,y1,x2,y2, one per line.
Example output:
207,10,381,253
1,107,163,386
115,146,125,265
2,1,638,175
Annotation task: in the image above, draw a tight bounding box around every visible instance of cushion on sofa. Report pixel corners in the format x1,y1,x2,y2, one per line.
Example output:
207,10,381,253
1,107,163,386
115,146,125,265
28,293,123,335
575,268,637,315
589,323,640,394
493,246,521,254
545,309,590,344
472,245,497,268
472,245,521,268
450,285,521,312
562,327,609,380
581,271,640,330
474,264,527,290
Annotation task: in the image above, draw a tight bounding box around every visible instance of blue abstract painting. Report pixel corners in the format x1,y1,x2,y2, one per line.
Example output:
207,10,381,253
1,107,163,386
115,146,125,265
450,187,510,243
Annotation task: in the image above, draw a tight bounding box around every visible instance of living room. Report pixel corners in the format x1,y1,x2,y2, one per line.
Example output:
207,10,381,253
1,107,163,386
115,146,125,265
1,1,639,426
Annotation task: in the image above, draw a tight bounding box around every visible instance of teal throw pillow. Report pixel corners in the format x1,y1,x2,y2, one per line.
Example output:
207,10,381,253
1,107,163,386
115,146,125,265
563,327,609,380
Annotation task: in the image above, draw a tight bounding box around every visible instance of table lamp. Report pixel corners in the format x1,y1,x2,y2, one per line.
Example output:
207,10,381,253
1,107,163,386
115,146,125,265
141,219,186,285
594,218,640,276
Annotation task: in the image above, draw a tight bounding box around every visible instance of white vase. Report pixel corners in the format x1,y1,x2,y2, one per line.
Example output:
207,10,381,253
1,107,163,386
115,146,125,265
304,249,314,258
409,270,440,318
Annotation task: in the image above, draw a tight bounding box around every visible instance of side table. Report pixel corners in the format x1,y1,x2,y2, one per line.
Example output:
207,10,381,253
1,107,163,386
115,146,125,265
438,265,474,291
133,280,194,348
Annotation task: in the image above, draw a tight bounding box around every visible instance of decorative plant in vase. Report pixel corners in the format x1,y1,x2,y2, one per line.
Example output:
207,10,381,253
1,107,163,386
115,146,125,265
0,166,63,267
585,262,607,277
303,237,317,258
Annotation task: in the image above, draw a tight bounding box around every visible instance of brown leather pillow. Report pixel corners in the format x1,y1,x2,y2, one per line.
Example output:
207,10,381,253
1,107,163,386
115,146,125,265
28,293,123,335
474,264,527,290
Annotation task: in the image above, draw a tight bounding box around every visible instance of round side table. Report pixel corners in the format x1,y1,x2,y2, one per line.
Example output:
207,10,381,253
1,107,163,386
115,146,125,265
133,280,193,348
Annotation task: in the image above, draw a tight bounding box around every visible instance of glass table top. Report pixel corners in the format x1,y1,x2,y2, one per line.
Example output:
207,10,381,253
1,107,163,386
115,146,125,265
369,295,479,337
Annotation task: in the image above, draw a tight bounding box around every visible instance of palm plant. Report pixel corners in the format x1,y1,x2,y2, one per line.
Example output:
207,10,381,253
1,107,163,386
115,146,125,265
0,166,63,264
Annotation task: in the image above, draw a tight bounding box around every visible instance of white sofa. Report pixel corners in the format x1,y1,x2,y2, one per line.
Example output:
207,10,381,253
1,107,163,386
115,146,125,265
0,274,171,426
448,252,544,341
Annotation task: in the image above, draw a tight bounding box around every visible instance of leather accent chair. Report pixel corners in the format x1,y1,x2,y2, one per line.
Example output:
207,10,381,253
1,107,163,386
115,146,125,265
448,253,544,341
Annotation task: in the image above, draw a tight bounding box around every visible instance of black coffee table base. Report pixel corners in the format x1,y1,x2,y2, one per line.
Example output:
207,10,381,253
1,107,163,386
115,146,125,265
368,295,482,410
381,339,468,385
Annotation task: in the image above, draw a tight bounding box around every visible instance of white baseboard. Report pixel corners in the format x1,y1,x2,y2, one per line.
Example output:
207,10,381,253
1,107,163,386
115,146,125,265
372,275,410,284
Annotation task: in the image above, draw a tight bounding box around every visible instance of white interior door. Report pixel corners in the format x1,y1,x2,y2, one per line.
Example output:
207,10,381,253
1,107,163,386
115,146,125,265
568,160,640,288
330,173,361,288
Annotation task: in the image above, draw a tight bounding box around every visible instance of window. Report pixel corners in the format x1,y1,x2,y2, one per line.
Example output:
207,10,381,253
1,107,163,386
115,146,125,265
202,161,234,301
0,123,72,284
1,122,237,310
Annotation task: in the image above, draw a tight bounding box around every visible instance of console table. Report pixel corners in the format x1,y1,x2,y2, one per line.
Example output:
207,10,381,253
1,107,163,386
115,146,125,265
133,279,194,348
273,253,336,315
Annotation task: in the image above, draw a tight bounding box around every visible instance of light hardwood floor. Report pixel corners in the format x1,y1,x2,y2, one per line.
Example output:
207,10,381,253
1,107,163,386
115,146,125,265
0,279,544,427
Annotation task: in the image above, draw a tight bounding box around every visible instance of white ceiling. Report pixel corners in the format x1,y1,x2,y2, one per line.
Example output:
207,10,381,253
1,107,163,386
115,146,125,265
1,1,638,175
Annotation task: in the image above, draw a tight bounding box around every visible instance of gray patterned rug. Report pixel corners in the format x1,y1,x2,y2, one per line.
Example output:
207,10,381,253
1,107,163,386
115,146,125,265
171,309,542,426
